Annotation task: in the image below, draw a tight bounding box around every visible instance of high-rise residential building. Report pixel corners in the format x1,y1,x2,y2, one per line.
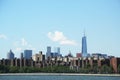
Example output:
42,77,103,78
7,50,14,59
81,33,88,57
46,46,51,58
23,50,32,59
20,52,23,59
32,51,45,61
57,47,60,55
54,47,60,56
46,46,61,58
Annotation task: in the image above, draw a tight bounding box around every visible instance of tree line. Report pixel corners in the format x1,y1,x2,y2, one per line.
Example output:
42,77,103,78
0,64,120,74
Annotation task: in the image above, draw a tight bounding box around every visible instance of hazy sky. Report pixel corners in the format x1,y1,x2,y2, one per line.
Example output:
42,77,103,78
0,0,120,59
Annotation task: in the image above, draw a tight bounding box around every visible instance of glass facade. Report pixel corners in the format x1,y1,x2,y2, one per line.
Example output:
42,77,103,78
82,36,87,57
24,50,32,59
7,50,14,59
46,46,51,58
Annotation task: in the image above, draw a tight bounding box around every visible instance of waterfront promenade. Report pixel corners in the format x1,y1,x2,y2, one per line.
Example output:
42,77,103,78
0,73,120,77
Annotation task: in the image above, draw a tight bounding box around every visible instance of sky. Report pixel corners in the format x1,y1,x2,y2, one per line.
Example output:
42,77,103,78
0,0,120,59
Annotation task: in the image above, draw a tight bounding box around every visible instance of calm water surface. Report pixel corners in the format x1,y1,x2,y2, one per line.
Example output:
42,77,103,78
0,75,120,80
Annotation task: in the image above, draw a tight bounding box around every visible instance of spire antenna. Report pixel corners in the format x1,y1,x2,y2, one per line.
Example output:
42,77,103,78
84,28,86,36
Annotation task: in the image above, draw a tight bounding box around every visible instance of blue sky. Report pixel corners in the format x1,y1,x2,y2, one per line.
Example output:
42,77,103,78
0,0,120,59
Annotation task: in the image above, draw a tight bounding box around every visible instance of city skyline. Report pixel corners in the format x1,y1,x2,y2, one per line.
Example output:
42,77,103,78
0,0,120,58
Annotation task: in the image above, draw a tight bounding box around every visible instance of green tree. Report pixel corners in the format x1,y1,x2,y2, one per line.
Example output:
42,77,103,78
101,65,113,74
117,64,120,74
91,63,99,74
0,65,9,73
9,66,19,73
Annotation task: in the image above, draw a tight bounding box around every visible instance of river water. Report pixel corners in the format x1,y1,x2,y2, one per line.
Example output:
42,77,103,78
0,75,119,80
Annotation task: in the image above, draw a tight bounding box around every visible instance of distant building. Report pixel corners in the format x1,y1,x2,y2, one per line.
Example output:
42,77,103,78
102,54,108,58
46,46,61,58
20,52,23,59
57,47,60,55
46,46,51,58
76,53,82,58
92,53,102,58
92,53,108,59
7,50,14,59
81,33,88,57
32,51,45,61
65,51,73,57
23,50,32,59
55,47,60,56
53,47,61,57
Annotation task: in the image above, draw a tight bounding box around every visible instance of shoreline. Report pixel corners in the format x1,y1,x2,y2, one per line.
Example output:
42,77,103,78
0,73,120,77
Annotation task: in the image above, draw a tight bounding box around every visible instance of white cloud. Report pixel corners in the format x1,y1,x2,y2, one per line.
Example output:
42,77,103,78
60,40,77,45
48,31,66,41
13,41,19,46
0,34,7,39
26,44,36,51
21,38,28,46
47,31,77,45
13,38,36,53
15,47,22,52
13,38,28,46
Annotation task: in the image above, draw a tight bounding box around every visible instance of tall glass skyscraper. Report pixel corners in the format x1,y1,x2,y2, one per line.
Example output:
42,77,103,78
23,50,32,59
54,47,60,55
57,47,60,55
46,46,51,58
7,50,14,59
82,34,88,57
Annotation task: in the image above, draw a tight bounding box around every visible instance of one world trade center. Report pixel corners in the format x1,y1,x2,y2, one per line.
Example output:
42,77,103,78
82,33,88,57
